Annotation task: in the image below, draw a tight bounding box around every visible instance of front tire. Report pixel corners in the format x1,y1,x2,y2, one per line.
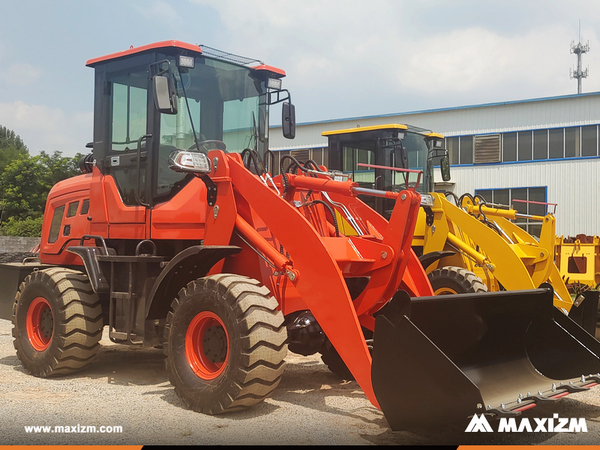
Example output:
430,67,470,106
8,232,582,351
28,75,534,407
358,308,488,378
12,267,103,377
428,266,488,295
165,274,288,414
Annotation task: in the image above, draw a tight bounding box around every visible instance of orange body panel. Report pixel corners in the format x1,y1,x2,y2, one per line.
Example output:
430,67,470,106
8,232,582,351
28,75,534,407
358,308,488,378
40,174,93,266
102,176,146,240
150,177,207,240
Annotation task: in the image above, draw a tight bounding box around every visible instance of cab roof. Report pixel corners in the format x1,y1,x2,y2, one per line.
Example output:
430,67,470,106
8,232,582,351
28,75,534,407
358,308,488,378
86,40,286,77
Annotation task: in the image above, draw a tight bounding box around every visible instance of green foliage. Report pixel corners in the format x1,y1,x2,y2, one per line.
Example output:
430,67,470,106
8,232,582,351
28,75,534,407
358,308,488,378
0,125,27,151
0,125,84,237
0,149,83,236
0,216,44,237
0,125,29,174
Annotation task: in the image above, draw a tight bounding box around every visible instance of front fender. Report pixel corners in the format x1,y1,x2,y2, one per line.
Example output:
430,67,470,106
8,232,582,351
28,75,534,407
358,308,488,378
145,245,241,320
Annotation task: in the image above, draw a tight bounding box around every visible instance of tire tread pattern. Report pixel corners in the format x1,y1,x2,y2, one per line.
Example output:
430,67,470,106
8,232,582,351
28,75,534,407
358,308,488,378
12,267,103,377
165,274,287,415
428,266,488,294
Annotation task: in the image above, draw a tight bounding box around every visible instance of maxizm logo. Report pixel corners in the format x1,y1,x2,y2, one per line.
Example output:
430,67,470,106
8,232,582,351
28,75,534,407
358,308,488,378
465,414,588,433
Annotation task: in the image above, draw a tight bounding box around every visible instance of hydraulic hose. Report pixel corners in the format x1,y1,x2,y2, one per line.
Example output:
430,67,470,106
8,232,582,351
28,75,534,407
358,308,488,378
303,199,340,237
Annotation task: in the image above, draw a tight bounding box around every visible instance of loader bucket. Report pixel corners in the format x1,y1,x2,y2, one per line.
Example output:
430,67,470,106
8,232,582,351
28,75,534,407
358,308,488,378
371,286,600,431
567,289,599,338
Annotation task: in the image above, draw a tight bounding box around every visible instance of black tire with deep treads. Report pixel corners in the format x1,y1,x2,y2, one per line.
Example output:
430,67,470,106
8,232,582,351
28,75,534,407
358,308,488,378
428,266,488,295
164,274,288,414
12,267,103,377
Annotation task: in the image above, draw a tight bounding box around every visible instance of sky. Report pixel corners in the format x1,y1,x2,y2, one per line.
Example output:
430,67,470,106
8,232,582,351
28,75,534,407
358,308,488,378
1,0,600,157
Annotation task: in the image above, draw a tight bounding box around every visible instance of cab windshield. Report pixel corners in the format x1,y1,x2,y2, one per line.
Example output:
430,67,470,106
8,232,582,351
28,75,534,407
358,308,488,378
154,55,266,196
399,130,429,193
158,55,264,154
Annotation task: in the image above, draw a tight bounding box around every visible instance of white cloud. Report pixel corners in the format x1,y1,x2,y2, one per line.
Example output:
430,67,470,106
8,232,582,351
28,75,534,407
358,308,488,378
0,101,93,156
2,63,41,86
190,0,600,120
137,0,184,28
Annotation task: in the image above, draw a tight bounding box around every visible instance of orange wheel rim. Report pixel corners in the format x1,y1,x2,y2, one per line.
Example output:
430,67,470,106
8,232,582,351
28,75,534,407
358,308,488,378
185,311,229,379
26,297,53,351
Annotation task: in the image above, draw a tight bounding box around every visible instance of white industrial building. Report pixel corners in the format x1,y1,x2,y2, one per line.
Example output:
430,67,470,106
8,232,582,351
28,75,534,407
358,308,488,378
270,92,600,238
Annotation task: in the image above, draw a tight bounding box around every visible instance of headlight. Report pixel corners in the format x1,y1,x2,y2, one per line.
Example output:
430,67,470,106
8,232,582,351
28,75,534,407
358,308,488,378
420,194,434,207
169,150,211,174
267,77,282,90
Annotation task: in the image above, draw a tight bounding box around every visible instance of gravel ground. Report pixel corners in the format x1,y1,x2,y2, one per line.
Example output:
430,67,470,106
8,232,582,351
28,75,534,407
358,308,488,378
1,319,600,446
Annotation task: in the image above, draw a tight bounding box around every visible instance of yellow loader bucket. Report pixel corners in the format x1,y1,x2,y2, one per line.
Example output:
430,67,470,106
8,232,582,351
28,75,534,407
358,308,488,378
371,286,600,431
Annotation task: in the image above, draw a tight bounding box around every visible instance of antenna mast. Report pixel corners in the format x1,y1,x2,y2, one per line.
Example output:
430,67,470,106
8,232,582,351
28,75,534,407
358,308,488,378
570,20,590,94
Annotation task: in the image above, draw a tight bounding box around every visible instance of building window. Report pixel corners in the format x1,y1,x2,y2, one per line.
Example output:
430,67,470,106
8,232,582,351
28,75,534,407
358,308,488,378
460,136,473,164
517,131,532,161
474,186,547,237
549,128,563,159
582,125,598,157
503,133,517,162
533,129,548,160
445,125,599,167
564,126,580,157
446,137,459,165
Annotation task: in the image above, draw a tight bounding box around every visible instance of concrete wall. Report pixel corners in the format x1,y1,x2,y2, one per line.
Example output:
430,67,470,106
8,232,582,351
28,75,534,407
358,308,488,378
0,237,40,253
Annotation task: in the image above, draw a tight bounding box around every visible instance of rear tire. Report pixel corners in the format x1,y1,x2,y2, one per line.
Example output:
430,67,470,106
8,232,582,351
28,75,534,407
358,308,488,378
165,274,287,414
12,267,103,377
428,266,488,295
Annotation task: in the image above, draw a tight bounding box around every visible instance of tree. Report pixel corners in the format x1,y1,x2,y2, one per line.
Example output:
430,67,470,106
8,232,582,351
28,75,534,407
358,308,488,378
0,150,83,236
0,125,29,174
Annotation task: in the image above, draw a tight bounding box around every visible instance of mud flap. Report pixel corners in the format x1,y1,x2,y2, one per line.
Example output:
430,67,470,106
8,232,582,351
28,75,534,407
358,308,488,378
371,286,600,431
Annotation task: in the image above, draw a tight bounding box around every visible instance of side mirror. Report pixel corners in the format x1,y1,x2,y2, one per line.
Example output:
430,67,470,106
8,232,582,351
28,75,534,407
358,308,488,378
153,75,178,115
282,102,296,139
440,152,451,182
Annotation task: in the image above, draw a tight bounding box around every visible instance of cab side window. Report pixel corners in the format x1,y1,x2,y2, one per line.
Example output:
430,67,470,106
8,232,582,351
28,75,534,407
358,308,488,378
111,82,148,152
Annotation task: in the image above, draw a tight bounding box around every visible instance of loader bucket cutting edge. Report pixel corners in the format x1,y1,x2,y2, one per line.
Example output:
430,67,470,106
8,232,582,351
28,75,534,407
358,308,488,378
371,286,600,431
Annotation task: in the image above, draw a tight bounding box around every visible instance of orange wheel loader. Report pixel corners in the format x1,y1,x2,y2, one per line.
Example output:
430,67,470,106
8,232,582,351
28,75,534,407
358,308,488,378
1,42,600,431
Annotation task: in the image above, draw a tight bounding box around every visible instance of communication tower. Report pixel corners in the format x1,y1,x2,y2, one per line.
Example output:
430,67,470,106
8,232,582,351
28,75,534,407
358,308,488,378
570,21,590,94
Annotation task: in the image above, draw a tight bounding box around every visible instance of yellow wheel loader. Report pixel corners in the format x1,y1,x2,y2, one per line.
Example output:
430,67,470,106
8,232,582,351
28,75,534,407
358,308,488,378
323,124,599,337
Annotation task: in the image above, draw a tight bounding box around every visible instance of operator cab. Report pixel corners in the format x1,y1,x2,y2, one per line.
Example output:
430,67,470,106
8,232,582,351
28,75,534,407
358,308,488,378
86,40,295,208
41,41,296,260
323,124,450,218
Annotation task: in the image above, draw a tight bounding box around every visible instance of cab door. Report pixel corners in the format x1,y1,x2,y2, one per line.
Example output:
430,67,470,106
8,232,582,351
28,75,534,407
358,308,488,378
101,65,152,239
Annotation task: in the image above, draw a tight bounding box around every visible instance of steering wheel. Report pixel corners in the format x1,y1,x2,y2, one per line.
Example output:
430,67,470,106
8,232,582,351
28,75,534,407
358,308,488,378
188,140,227,153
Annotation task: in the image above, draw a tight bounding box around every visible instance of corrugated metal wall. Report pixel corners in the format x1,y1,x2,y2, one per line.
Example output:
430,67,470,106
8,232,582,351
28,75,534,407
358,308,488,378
448,159,600,237
271,93,600,149
269,93,600,236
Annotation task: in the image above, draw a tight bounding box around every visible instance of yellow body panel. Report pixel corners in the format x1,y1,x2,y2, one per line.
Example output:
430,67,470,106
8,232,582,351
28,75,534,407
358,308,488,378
414,193,573,312
556,235,600,288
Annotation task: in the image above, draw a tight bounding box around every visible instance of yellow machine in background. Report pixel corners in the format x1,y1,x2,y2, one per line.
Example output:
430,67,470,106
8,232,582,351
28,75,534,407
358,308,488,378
556,234,600,291
415,192,573,311
323,124,598,336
